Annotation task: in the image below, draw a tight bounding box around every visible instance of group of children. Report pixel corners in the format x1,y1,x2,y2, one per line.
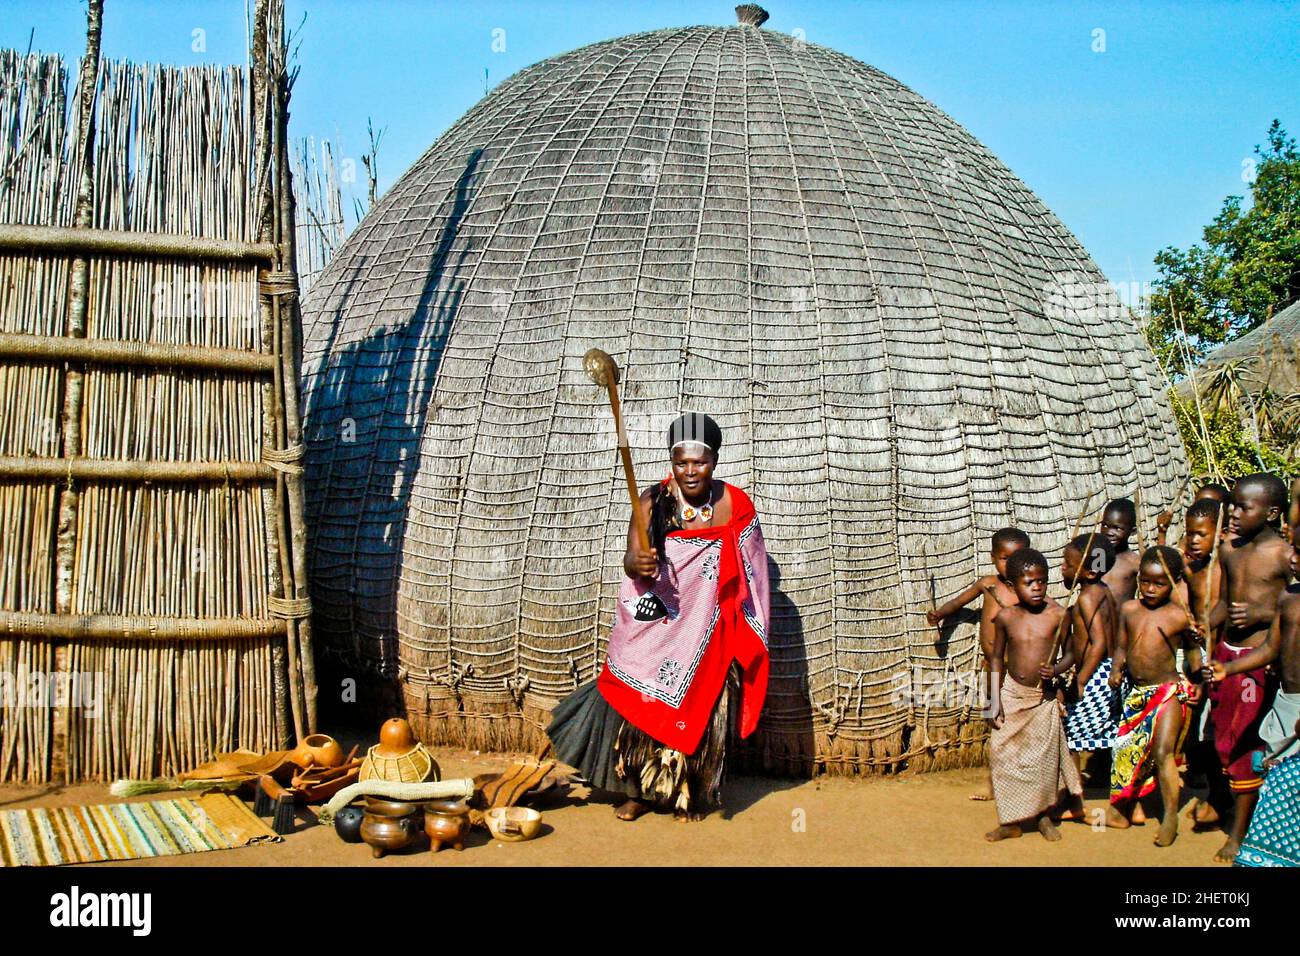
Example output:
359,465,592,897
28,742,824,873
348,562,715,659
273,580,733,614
929,473,1300,864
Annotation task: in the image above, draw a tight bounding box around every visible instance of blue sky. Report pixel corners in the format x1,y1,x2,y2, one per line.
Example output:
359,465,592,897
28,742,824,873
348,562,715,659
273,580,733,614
5,1,1298,295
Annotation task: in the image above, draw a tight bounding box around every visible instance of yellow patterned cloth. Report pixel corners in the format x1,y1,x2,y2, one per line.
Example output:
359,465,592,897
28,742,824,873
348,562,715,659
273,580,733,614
1110,682,1189,803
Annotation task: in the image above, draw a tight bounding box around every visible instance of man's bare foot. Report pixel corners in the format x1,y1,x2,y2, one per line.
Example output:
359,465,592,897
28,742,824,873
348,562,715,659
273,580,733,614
1106,805,1132,829
614,798,652,821
1213,838,1239,864
1154,818,1178,847
985,824,1022,842
1038,817,1062,842
673,810,706,823
1131,803,1148,825
969,780,993,801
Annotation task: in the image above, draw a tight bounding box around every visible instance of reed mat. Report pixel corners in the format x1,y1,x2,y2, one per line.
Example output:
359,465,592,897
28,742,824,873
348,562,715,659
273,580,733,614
0,792,280,866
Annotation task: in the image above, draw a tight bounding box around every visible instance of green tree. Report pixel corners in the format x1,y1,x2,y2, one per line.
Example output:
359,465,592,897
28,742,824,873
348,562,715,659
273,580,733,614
1145,120,1299,376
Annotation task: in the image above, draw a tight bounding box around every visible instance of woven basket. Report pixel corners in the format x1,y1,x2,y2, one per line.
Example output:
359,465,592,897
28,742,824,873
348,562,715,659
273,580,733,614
359,743,439,784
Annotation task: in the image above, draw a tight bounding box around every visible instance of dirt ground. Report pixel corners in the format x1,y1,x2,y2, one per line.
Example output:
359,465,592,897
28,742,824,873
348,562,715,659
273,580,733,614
0,747,1234,867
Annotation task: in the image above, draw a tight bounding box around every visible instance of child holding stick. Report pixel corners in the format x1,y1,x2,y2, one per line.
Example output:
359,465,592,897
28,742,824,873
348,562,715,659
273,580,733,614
1179,498,1230,830
985,548,1082,842
1061,533,1119,773
927,527,1030,801
1107,546,1205,847
1233,525,1300,867
1204,473,1293,862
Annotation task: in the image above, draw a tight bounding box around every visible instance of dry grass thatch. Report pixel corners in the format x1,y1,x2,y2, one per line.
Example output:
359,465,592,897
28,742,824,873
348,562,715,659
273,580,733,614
300,18,1188,773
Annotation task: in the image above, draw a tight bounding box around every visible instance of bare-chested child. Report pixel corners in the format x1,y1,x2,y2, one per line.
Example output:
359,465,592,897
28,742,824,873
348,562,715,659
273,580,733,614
1107,546,1205,847
1233,526,1300,866
1178,497,1230,829
1203,473,1293,862
985,548,1082,842
1101,498,1141,602
927,527,1030,800
1210,524,1300,765
1060,533,1119,784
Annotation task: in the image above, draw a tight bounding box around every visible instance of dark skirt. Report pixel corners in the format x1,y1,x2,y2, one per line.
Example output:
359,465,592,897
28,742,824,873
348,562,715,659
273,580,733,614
547,665,739,814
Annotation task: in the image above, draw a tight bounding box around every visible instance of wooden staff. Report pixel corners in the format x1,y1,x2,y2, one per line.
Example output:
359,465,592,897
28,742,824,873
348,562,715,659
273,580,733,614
1170,472,1193,511
1133,483,1147,552
584,348,650,553
1203,502,1227,664
1043,489,1103,672
1152,546,1195,628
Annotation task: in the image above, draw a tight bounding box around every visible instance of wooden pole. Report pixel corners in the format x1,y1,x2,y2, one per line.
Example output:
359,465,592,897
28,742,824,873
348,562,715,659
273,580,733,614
0,331,278,372
50,0,103,783
0,457,277,482
1203,503,1227,664
0,611,287,640
1043,489,1102,670
584,348,650,553
273,15,320,732
0,223,276,262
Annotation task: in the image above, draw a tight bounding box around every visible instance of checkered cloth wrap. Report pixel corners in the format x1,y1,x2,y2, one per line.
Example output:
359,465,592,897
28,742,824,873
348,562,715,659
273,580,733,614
598,481,770,755
1065,657,1117,752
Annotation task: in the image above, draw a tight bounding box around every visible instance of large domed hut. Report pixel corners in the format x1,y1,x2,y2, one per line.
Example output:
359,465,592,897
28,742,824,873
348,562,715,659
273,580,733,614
301,5,1187,775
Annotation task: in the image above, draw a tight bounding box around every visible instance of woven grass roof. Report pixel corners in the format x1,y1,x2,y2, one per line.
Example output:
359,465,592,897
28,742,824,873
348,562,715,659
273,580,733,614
1187,298,1300,398
300,16,1187,773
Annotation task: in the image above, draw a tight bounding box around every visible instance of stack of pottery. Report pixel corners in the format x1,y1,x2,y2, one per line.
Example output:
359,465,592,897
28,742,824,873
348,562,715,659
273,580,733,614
359,718,439,784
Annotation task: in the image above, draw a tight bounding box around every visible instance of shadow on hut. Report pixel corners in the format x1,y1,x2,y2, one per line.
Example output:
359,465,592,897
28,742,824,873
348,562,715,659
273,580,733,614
304,147,485,728
732,556,818,795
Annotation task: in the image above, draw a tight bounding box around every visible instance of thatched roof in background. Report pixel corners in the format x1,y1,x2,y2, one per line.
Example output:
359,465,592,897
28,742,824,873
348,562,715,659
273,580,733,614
300,12,1186,773
1182,298,1300,399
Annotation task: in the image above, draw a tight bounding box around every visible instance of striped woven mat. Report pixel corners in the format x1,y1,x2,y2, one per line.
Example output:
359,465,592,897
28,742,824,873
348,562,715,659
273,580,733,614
0,793,281,866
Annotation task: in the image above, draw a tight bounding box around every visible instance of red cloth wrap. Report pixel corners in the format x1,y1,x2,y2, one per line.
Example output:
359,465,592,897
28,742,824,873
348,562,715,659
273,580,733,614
597,480,770,755
1210,639,1268,791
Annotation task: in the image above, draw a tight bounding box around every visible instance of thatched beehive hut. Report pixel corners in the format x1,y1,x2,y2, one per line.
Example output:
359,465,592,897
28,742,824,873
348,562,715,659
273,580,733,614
301,6,1187,773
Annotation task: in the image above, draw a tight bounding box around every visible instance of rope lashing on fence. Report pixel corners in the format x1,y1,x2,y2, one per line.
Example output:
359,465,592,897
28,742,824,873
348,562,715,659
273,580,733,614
258,270,299,298
261,443,305,475
267,595,313,619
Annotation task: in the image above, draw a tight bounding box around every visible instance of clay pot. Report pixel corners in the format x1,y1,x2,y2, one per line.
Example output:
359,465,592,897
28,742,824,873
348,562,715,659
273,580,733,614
289,733,345,770
376,718,416,757
359,798,422,858
423,799,470,852
333,806,364,843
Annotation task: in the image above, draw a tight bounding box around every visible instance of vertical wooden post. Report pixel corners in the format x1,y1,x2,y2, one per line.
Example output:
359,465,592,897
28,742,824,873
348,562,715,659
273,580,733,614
272,24,320,733
51,0,103,782
251,0,301,745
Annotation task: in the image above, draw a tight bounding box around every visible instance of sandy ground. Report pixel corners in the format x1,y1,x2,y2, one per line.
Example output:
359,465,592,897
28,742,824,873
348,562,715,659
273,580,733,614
0,747,1233,867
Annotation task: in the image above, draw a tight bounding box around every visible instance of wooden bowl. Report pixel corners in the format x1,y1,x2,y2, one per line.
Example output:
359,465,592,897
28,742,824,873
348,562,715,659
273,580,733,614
288,734,345,770
484,806,543,842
